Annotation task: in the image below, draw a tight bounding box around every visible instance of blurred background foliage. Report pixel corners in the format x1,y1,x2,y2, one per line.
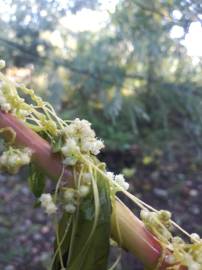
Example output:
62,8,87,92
0,1,202,269
0,0,202,152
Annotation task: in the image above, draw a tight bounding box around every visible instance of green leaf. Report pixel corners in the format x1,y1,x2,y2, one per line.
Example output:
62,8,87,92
52,172,111,270
28,164,46,198
33,199,41,208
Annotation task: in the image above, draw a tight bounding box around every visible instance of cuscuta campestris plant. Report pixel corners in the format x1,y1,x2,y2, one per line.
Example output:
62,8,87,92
0,60,201,270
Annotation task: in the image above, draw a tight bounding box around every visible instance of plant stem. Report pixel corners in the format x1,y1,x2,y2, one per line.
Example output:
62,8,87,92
0,110,187,270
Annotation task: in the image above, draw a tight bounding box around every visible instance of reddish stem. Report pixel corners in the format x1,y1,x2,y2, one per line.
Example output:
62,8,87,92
0,110,187,269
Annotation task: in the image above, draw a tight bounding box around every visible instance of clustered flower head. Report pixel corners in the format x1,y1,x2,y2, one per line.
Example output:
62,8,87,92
140,209,202,269
140,209,172,241
61,118,104,165
0,61,41,124
106,171,129,190
63,188,77,214
39,172,92,215
78,172,91,197
0,78,27,117
40,193,57,215
0,147,32,173
170,236,202,270
63,173,92,214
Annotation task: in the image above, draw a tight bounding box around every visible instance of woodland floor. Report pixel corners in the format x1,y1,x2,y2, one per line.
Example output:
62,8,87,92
0,143,202,270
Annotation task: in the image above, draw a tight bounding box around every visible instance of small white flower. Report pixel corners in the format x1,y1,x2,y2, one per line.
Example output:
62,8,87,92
73,118,94,137
106,171,115,181
21,154,31,164
65,203,76,214
114,174,125,183
165,255,176,265
89,140,104,155
0,91,11,112
0,60,6,69
172,236,185,245
80,140,92,153
45,203,57,215
140,210,150,221
0,153,7,165
188,262,201,270
61,138,80,156
158,210,171,221
79,185,90,197
39,193,57,215
115,174,129,190
121,181,129,190
141,210,158,224
64,189,75,201
190,233,201,243
82,173,92,185
19,109,29,117
64,118,94,139
1,102,11,112
40,193,52,207
62,125,75,136
184,254,195,267
8,155,18,166
0,147,32,173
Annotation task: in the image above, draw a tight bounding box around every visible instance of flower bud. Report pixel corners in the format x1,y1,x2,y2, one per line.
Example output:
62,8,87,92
0,60,6,69
65,203,76,214
79,185,90,197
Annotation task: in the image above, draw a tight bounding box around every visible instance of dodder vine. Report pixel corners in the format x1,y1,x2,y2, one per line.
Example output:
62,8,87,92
0,60,201,270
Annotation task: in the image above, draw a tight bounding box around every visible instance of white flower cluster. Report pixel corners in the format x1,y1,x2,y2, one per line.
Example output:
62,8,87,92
63,173,91,214
106,171,129,190
183,254,202,270
40,193,57,215
79,172,91,197
140,209,172,240
0,147,32,173
171,236,202,269
61,119,104,165
0,60,28,116
140,209,202,269
63,188,77,214
140,209,172,227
